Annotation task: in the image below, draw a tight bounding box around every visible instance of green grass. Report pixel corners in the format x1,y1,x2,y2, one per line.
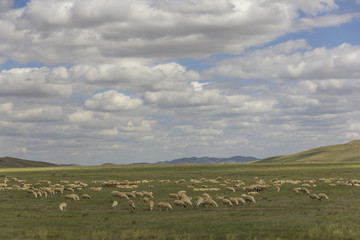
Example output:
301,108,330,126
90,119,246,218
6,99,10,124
0,156,58,168
1,162,360,239
256,140,360,163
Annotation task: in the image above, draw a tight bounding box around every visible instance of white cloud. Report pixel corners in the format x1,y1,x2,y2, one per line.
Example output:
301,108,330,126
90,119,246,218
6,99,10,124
0,67,73,98
205,41,360,81
144,88,226,108
84,90,143,111
14,106,65,122
0,1,359,164
0,0,354,64
0,102,13,114
78,60,200,92
0,0,13,12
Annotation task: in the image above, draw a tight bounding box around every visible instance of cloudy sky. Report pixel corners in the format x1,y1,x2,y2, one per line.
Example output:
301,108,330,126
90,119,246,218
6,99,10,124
1,0,360,165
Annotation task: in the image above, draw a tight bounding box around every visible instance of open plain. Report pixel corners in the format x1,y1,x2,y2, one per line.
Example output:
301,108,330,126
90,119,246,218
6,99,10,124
1,162,360,240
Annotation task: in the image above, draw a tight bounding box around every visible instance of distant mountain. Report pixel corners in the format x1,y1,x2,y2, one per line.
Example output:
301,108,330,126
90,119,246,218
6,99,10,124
156,156,259,164
256,140,360,164
0,156,58,168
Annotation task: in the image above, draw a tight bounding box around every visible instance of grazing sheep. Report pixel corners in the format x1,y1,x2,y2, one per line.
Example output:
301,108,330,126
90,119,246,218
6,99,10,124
229,197,239,206
149,200,154,211
169,193,179,199
179,195,192,206
64,187,74,192
222,198,233,207
81,194,91,199
174,199,187,208
292,188,301,195
300,187,310,195
226,187,236,192
202,193,210,199
111,190,120,196
112,200,118,209
196,197,206,207
204,198,218,207
310,193,320,201
242,194,256,204
128,200,136,210
143,197,150,205
90,187,102,192
65,194,80,201
59,202,67,211
32,191,38,198
134,192,143,198
236,197,246,205
125,192,136,199
318,193,329,201
118,192,129,200
142,191,153,199
158,202,173,211
276,186,281,192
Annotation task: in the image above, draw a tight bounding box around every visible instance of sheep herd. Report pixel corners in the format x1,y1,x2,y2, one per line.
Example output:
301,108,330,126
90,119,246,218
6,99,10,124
2,175,357,213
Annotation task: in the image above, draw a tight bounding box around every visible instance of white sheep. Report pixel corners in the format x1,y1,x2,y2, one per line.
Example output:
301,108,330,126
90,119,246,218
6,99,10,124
222,198,233,207
229,197,239,206
309,193,320,201
318,193,329,200
65,194,80,201
112,200,118,209
204,198,218,207
300,187,310,195
134,192,143,198
174,199,187,208
149,200,154,211
125,192,136,199
59,202,67,211
169,193,179,199
242,194,256,204
142,191,154,199
292,188,300,195
179,195,192,206
226,187,236,192
236,197,246,205
128,200,136,210
82,194,91,199
90,187,102,192
143,196,150,205
158,202,173,211
196,197,206,207
118,192,129,200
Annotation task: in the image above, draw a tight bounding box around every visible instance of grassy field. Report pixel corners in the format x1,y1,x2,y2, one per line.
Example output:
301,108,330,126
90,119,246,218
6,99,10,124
256,140,360,163
1,162,360,240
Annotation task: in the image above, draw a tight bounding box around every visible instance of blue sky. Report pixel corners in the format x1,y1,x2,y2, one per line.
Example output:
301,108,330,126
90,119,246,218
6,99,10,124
1,0,360,165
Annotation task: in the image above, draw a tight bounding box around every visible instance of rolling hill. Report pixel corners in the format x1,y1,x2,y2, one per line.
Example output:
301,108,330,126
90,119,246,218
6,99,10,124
256,140,360,163
0,156,58,168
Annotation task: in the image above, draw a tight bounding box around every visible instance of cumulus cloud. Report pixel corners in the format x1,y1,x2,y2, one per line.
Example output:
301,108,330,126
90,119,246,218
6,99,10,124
0,0,359,164
0,67,72,98
0,0,354,64
76,60,200,92
84,90,143,111
205,40,360,81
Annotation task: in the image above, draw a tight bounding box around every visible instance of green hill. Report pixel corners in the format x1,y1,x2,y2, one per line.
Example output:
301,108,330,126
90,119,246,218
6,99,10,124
256,140,360,163
0,156,58,168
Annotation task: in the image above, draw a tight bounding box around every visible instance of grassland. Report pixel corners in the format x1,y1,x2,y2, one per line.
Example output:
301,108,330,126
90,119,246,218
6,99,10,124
0,156,58,168
1,162,360,240
256,140,360,163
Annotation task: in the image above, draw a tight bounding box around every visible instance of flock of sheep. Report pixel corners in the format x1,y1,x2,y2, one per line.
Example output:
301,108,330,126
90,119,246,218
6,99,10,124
2,175,358,213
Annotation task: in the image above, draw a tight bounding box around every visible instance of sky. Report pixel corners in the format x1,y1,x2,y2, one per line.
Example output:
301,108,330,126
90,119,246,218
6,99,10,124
1,0,360,165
